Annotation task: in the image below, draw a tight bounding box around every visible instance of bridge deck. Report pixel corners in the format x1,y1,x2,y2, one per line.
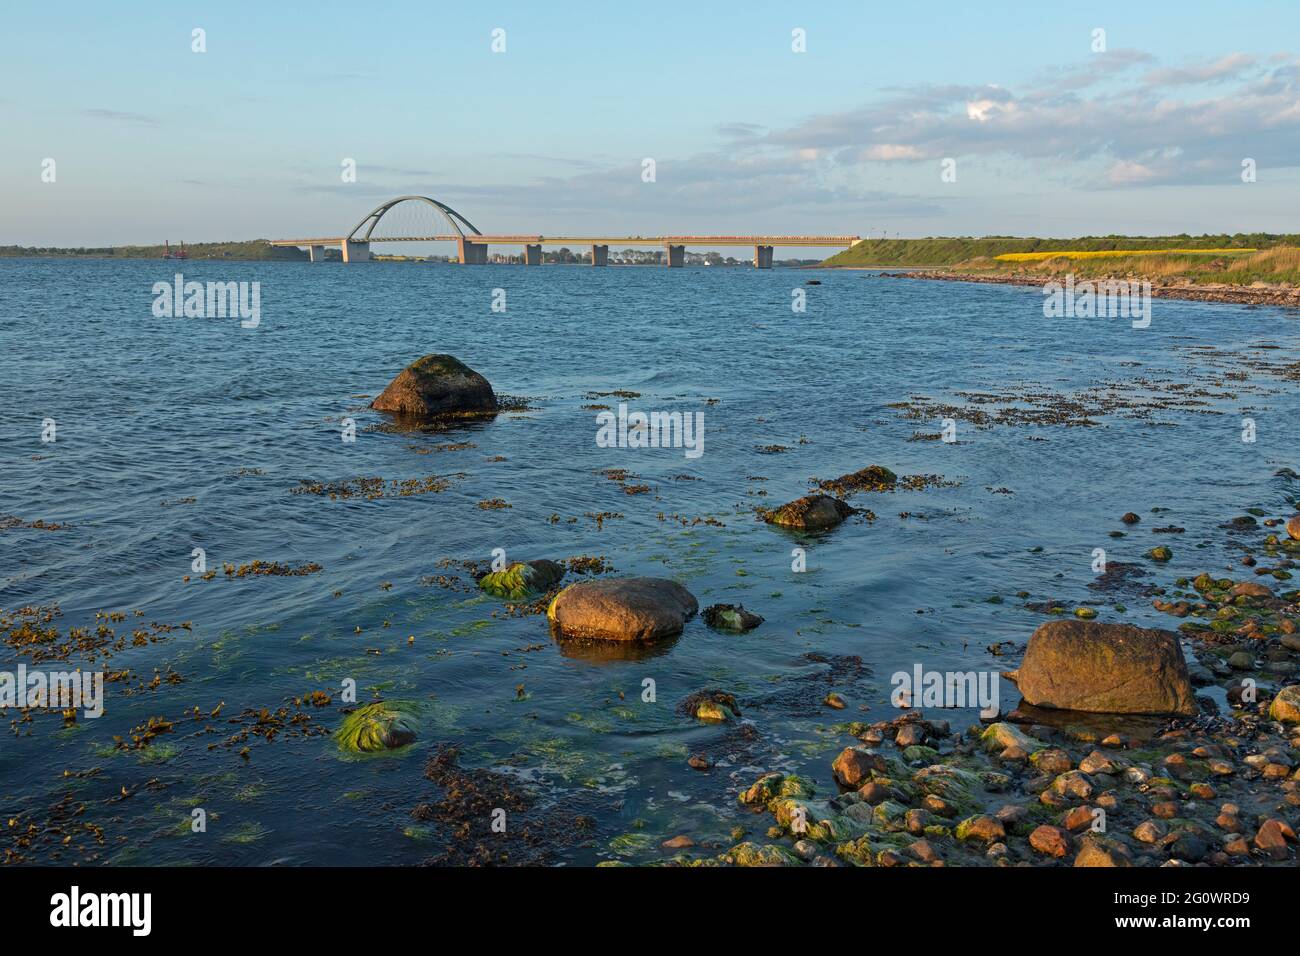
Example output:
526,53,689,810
270,235,859,247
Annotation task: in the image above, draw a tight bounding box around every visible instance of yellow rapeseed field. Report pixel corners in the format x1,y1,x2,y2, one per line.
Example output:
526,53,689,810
995,248,1255,262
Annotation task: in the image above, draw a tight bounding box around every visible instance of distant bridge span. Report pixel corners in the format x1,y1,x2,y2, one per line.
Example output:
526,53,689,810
270,196,860,267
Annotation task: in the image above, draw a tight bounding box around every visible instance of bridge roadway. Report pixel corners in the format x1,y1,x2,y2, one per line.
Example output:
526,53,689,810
268,234,861,267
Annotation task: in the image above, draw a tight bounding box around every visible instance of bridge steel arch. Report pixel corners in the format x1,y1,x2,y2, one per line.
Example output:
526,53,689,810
345,195,483,242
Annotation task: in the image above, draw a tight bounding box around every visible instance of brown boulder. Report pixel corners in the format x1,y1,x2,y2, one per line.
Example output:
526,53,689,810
1029,824,1072,858
831,746,886,787
1254,819,1295,860
1073,834,1133,867
546,577,697,642
1006,620,1195,715
371,354,497,417
1229,581,1273,599
1287,515,1300,541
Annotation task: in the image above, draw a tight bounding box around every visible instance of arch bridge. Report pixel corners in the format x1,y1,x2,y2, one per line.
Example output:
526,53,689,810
270,195,860,268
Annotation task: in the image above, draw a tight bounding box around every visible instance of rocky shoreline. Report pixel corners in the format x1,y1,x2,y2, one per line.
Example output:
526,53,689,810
881,270,1300,308
670,506,1300,868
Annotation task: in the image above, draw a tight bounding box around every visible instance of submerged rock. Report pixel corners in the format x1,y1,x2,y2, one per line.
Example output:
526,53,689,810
1229,581,1273,599
335,701,419,753
371,354,498,418
702,603,764,632
547,577,697,642
682,689,741,723
478,559,564,600
1006,620,1195,715
762,494,855,531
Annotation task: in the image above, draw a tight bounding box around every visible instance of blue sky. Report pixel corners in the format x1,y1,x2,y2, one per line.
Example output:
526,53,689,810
4,0,1299,246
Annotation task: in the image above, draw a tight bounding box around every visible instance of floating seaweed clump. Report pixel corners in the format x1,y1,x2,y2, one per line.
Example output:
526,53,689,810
222,561,322,577
290,474,461,500
2,605,187,665
0,515,71,531
411,744,597,866
813,465,897,496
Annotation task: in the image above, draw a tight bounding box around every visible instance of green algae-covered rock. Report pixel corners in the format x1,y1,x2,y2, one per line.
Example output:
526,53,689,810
695,700,730,721
912,764,982,804
739,772,814,809
725,842,803,867
956,814,1006,843
980,722,1042,753
1269,685,1300,723
683,689,740,723
478,559,565,600
835,835,876,866
872,800,910,830
335,701,419,753
701,603,765,632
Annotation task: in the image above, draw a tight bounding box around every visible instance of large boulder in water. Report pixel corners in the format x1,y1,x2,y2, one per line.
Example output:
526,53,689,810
762,494,855,531
547,577,698,642
1006,620,1195,716
371,354,497,418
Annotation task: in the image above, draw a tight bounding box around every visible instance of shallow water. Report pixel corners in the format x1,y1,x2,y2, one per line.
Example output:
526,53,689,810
2,258,1298,865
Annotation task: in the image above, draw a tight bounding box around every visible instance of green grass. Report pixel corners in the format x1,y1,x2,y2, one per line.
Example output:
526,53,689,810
821,234,1299,269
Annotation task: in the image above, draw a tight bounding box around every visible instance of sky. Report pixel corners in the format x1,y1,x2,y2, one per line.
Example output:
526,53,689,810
3,0,1300,247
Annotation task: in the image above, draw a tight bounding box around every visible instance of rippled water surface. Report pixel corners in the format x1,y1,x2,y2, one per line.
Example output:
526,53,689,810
2,258,1298,864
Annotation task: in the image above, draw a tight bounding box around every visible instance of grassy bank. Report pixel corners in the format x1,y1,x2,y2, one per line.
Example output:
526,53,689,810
821,234,1298,270
963,246,1300,287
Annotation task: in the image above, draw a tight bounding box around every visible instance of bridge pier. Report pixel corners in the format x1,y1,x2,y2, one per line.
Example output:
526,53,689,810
754,245,774,269
522,243,543,266
590,244,608,267
457,237,488,265
664,244,685,268
309,244,327,263
342,241,370,263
